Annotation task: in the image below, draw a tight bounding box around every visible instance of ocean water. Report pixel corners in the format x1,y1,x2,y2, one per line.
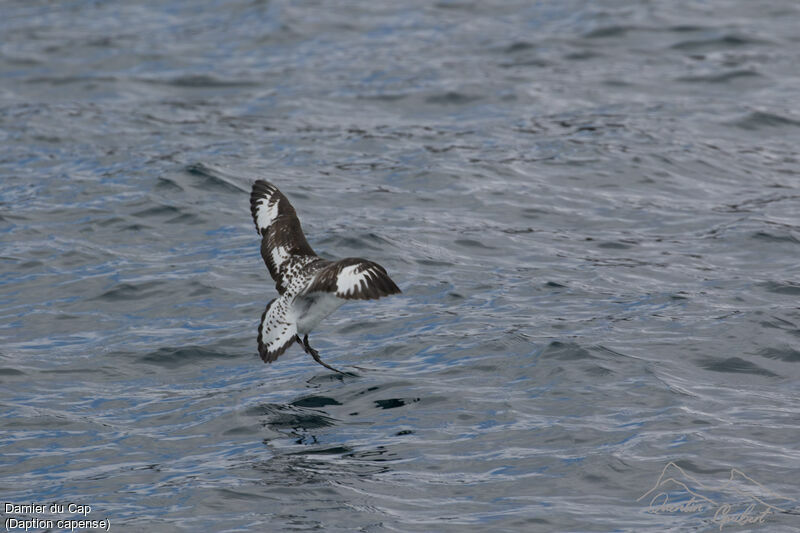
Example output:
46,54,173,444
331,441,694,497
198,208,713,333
1,1,799,531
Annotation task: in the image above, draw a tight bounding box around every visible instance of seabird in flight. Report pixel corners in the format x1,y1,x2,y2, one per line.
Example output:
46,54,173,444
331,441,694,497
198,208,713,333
250,180,401,373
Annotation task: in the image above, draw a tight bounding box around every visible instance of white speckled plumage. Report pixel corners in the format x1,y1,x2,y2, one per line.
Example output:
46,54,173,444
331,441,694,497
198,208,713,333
250,180,401,369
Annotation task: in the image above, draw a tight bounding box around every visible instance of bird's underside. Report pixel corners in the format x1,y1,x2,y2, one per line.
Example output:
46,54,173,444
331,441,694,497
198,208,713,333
250,180,401,373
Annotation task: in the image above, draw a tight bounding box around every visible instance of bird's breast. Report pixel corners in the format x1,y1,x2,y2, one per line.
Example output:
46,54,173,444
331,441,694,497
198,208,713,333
294,292,346,334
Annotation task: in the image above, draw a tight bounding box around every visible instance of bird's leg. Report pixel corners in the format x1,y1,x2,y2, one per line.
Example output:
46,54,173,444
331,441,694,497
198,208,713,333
302,334,346,374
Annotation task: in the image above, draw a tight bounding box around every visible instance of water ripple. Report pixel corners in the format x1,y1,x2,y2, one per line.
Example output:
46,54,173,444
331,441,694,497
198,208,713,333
2,0,800,531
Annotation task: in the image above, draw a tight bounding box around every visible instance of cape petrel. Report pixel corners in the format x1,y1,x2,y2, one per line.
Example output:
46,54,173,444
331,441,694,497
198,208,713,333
250,180,401,373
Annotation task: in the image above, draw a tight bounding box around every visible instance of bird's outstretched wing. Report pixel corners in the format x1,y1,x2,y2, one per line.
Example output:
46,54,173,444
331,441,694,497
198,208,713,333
257,297,297,363
250,180,317,294
304,258,401,300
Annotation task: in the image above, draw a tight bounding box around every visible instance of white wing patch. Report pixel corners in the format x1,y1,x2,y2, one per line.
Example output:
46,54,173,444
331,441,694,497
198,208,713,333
305,258,401,300
258,296,298,363
270,245,290,270
336,264,365,297
254,197,279,233
251,180,318,295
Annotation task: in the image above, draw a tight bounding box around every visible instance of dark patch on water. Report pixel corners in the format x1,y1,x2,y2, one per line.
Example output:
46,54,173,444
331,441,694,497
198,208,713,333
344,446,394,462
138,346,233,368
760,281,800,295
424,92,481,105
583,25,635,39
502,41,536,53
732,111,800,131
94,281,166,301
675,69,763,84
540,341,594,361
291,395,343,408
670,34,769,51
132,204,183,218
185,162,247,193
697,356,778,377
159,75,260,88
596,241,634,249
374,398,414,410
752,231,800,244
290,445,352,456
257,404,337,431
758,347,800,363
